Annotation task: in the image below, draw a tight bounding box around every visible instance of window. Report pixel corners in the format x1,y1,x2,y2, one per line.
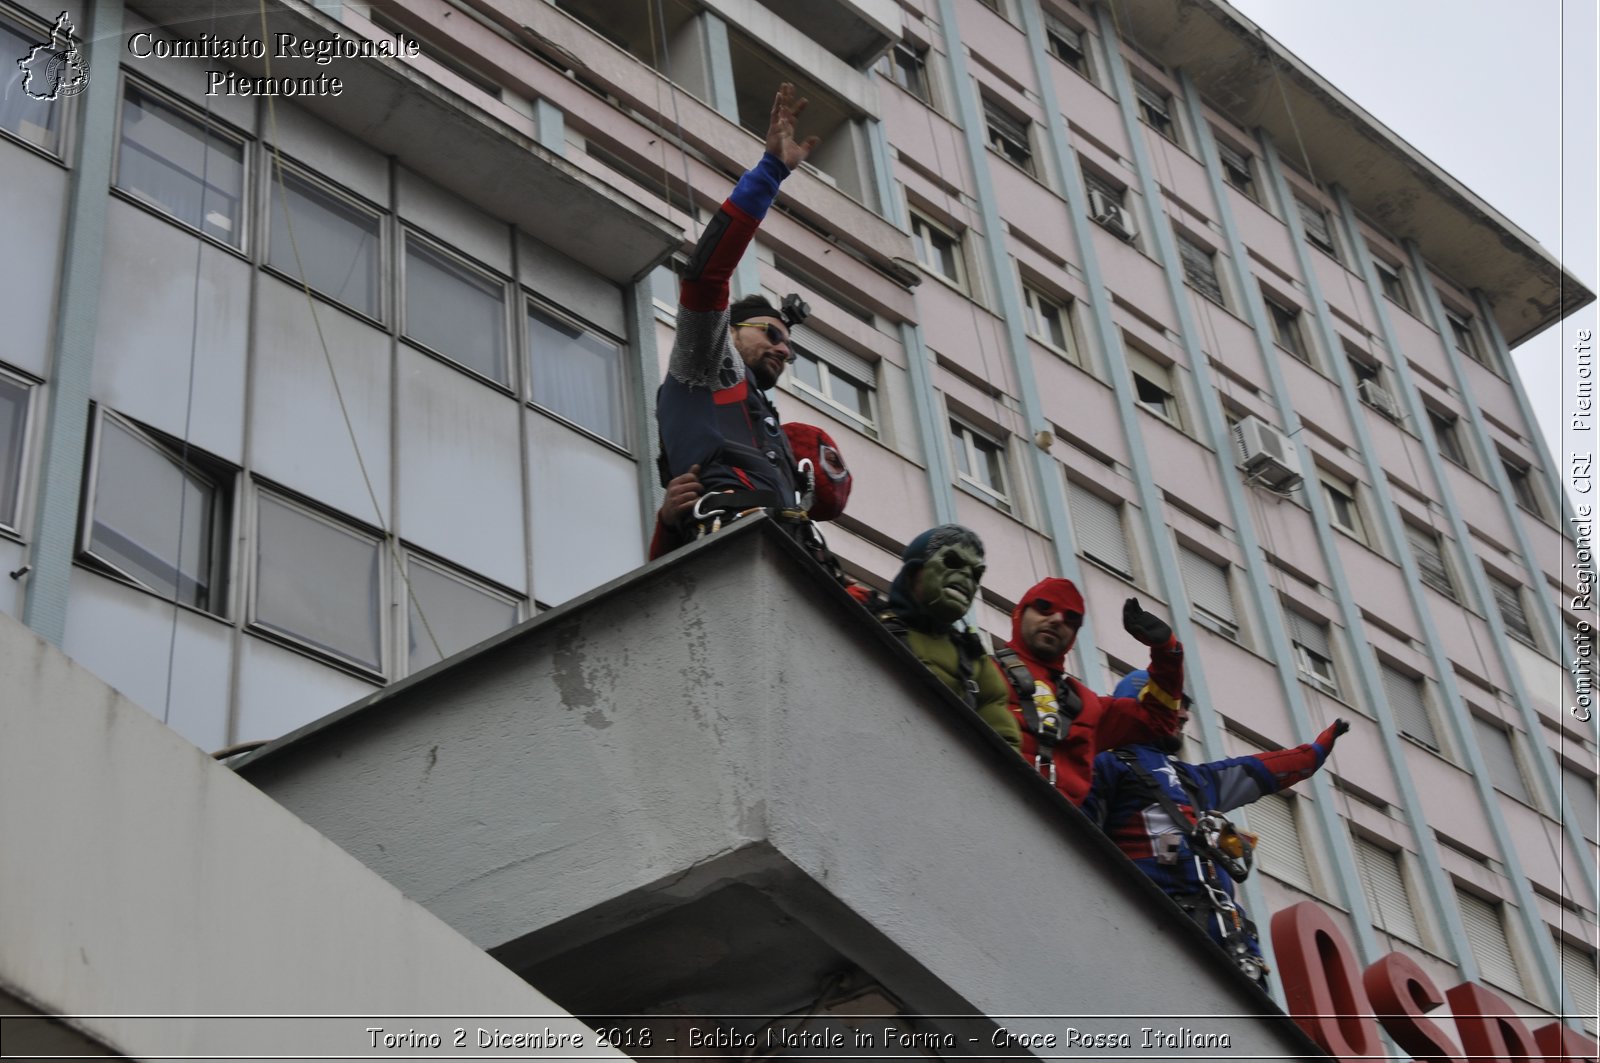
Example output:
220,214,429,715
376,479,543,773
1249,793,1314,891
1502,458,1543,517
1429,409,1470,468
1129,352,1181,428
910,212,964,288
1,14,63,151
267,164,383,319
1133,80,1178,143
117,81,246,246
1353,834,1422,943
950,419,1010,512
1473,716,1531,804
405,556,519,673
1179,546,1239,641
1286,607,1340,695
1489,571,1537,647
404,235,509,385
253,492,383,673
1347,353,1400,419
1066,480,1132,578
1374,258,1412,312
1556,938,1599,1035
1319,471,1364,541
1264,293,1311,363
886,41,930,104
1446,310,1497,371
1561,765,1598,841
1023,285,1074,358
527,303,628,446
1381,663,1437,750
1215,138,1256,200
983,97,1034,175
81,414,230,615
1405,522,1456,600
1176,231,1224,305
1083,169,1136,240
788,333,878,439
1456,888,1524,996
1045,16,1088,75
1295,196,1339,258
0,372,30,531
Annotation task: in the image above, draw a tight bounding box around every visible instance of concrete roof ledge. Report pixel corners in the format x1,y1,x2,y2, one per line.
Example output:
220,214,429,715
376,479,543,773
241,521,1326,1052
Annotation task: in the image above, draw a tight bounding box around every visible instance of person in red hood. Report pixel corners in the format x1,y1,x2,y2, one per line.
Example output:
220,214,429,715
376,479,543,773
994,577,1183,805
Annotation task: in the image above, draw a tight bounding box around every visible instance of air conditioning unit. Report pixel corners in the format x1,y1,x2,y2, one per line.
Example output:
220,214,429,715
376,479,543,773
1234,416,1303,491
1087,188,1137,241
1357,378,1401,421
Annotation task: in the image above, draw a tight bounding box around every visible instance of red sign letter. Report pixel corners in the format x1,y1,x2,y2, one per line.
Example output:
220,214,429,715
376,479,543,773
1532,1021,1598,1063
1271,901,1382,1062
1447,981,1546,1063
1363,952,1465,1063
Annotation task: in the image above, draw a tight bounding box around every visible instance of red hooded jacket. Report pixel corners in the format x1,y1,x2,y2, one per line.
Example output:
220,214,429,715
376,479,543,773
1001,577,1182,805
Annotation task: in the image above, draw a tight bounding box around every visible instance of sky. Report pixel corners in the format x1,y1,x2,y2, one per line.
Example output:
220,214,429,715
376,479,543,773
1227,0,1597,504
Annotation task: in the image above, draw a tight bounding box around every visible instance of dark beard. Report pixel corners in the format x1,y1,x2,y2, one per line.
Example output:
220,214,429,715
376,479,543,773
1155,733,1184,755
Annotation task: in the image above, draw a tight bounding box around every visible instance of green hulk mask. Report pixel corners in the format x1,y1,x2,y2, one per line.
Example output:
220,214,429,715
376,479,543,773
913,540,985,625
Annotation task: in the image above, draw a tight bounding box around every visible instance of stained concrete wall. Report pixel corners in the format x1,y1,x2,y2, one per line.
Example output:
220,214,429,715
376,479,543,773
241,520,1326,1057
0,611,622,1061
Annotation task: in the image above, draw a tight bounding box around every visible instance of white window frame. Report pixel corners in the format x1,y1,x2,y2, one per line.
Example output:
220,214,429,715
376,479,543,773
1083,168,1136,241
1022,284,1076,360
1133,80,1178,143
265,159,386,322
786,336,880,440
885,40,931,105
1456,887,1525,996
1428,407,1471,469
1381,662,1438,751
1324,470,1363,541
1352,833,1424,945
250,488,386,676
1215,137,1257,201
1373,257,1413,312
1472,714,1533,806
1446,308,1498,371
1264,291,1312,364
1128,349,1182,429
1176,230,1224,305
1179,545,1240,642
982,96,1035,176
1067,478,1133,579
1286,606,1341,696
1044,14,1089,77
114,76,249,249
1247,792,1315,892
949,417,1012,513
78,409,232,617
909,210,966,290
1295,196,1339,259
1405,521,1457,601
402,231,512,387
0,367,35,535
1501,456,1544,518
1488,570,1538,648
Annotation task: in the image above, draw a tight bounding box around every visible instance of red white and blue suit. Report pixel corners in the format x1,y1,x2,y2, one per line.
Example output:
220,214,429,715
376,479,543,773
657,152,801,508
1083,711,1342,960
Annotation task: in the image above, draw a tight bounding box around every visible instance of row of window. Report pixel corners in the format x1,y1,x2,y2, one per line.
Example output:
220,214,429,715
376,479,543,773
69,409,524,678
1252,787,1591,1023
89,75,634,446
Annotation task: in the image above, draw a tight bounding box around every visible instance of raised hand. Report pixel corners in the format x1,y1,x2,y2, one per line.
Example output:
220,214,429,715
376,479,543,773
766,82,821,170
1122,597,1173,647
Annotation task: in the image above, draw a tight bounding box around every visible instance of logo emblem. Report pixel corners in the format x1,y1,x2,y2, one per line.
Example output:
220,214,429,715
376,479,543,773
18,12,89,102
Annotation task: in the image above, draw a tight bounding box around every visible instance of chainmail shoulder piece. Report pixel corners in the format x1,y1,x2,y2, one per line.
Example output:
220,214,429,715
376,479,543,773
668,307,743,390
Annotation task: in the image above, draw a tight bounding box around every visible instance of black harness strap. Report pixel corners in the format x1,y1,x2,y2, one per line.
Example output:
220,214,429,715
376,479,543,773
879,612,980,711
994,647,1082,783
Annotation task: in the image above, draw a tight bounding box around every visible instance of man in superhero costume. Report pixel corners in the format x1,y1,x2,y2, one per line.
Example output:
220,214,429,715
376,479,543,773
877,525,1020,749
656,82,820,540
1085,677,1348,986
992,579,1181,805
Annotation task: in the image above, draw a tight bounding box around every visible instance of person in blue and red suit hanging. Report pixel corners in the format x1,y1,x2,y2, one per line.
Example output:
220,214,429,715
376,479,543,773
656,82,826,546
1084,675,1348,986
997,578,1183,805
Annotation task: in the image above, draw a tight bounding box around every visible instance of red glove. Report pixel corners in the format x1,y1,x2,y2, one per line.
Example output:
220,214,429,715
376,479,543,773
1315,718,1350,753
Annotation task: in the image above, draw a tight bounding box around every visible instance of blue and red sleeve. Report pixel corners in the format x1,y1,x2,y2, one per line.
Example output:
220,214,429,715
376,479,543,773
679,152,791,313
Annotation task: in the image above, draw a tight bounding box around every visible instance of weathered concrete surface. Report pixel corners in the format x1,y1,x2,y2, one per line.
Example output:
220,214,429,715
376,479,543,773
242,520,1326,1057
0,611,621,1061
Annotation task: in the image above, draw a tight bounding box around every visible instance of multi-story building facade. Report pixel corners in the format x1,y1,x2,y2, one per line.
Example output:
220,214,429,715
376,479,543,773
1,0,1594,1040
